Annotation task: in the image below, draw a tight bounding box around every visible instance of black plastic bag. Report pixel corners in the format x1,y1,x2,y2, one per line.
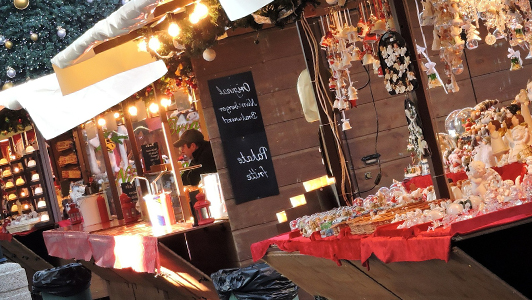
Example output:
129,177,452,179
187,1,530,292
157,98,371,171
33,263,91,297
211,263,298,300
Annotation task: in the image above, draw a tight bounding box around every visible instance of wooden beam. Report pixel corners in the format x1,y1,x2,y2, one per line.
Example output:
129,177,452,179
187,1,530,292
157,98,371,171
122,101,144,178
390,0,450,199
96,119,124,219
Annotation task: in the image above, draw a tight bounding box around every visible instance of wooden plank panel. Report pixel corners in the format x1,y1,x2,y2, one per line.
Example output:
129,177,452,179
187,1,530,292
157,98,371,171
225,183,308,231
107,281,136,300
353,248,526,300
232,222,281,262
427,78,477,118
272,147,328,187
259,88,309,125
131,285,167,300
262,252,400,299
472,66,532,103
196,54,306,110
343,97,409,137
465,42,532,78
346,125,410,170
193,24,303,77
356,157,414,198
264,117,320,157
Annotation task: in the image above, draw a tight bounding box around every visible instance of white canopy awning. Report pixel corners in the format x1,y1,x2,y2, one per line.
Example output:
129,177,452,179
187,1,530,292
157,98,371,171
0,60,167,140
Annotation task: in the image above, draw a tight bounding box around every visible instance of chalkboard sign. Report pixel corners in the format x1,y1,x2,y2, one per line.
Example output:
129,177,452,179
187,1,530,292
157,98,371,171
120,182,138,202
208,71,279,204
222,132,279,203
208,71,265,138
141,142,161,172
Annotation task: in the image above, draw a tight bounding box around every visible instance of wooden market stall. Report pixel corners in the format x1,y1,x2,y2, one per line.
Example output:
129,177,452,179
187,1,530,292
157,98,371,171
2,0,532,298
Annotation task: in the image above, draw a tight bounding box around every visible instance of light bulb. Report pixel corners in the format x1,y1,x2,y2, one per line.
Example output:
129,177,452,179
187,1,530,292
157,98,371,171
137,39,147,52
128,106,138,116
149,103,159,113
189,12,200,24
21,192,26,197
168,23,180,38
188,94,193,103
148,36,161,51
97,118,106,126
114,112,120,119
194,2,209,20
160,98,171,107
23,203,29,209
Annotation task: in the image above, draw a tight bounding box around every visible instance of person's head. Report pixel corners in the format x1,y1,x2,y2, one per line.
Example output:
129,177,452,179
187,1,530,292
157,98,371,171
173,129,205,159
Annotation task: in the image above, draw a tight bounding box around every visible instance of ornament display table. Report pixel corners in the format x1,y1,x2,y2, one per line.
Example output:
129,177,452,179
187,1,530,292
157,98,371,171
252,201,532,299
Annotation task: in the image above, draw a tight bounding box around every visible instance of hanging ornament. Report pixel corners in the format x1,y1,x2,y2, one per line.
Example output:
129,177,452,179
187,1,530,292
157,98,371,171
6,67,16,79
485,32,496,45
30,32,38,42
508,48,523,71
378,31,418,95
202,48,216,61
5,40,13,49
2,82,13,90
13,0,29,10
0,36,5,46
57,26,66,39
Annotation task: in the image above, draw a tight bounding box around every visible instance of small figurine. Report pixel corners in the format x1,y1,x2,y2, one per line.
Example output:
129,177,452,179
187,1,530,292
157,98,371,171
488,120,509,161
467,160,489,197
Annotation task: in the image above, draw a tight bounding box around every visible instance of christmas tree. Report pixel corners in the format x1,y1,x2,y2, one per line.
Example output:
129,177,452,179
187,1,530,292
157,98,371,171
0,0,122,87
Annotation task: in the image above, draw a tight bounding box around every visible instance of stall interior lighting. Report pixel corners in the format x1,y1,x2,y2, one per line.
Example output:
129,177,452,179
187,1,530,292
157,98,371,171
128,106,138,116
114,112,120,119
276,211,287,223
40,213,49,222
149,102,159,113
160,97,171,107
289,194,307,207
168,22,180,38
97,118,106,127
303,176,336,192
137,39,147,52
148,36,161,51
0,139,8,143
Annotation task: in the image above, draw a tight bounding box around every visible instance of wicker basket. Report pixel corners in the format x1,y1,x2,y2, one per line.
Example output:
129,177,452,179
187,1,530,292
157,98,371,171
338,199,447,235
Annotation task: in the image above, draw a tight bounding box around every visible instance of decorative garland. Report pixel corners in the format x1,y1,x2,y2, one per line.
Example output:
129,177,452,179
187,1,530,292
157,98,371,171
0,109,32,135
132,0,321,105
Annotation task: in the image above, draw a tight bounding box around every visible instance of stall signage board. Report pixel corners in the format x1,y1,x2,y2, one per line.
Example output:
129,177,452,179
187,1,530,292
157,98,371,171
141,142,161,172
208,71,279,204
120,182,138,202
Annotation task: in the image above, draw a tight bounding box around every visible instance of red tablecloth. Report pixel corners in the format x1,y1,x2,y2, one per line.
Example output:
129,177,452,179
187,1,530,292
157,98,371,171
251,201,532,266
403,162,524,191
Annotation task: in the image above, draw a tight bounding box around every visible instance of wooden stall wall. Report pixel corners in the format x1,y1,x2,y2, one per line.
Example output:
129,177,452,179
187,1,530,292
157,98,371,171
193,4,532,264
193,25,328,264
345,1,532,196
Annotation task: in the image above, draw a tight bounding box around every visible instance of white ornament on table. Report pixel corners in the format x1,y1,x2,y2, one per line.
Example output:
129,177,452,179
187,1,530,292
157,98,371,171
467,160,490,197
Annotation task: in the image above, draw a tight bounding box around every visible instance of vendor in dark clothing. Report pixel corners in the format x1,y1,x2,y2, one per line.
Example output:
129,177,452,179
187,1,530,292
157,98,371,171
173,129,217,186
